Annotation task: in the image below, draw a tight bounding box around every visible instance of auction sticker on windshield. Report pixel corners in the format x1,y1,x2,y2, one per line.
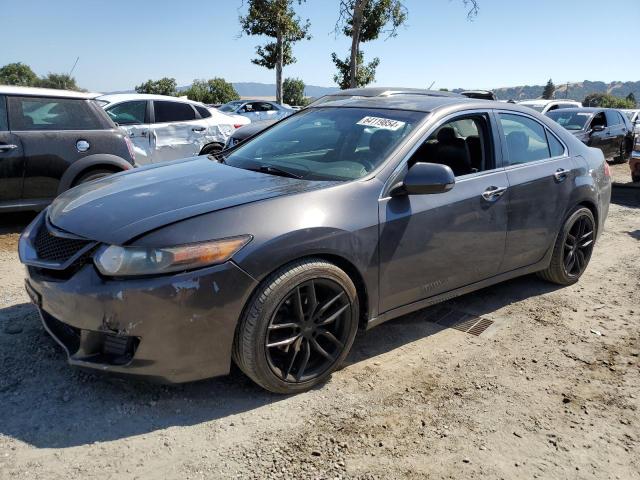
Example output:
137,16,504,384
357,116,406,130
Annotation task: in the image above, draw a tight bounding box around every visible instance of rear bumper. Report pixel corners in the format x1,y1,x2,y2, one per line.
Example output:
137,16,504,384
25,261,257,383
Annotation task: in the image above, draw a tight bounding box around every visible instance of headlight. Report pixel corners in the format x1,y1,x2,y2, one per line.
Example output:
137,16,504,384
93,235,252,276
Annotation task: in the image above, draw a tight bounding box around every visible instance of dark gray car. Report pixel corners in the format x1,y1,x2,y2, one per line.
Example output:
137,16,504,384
19,95,611,393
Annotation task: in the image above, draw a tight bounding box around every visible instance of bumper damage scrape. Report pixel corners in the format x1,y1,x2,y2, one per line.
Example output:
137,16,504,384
26,261,257,383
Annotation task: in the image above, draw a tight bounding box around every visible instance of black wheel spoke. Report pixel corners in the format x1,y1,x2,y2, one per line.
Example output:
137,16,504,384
267,333,301,348
295,340,311,381
306,281,318,316
315,292,345,318
284,336,303,378
317,304,349,326
268,322,298,330
318,330,344,349
293,288,305,322
562,214,595,278
310,338,335,362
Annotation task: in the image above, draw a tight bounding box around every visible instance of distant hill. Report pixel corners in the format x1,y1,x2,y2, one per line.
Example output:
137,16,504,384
454,80,640,102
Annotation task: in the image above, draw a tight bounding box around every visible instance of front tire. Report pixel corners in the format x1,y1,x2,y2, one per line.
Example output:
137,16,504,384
200,143,223,156
233,259,359,394
537,207,596,285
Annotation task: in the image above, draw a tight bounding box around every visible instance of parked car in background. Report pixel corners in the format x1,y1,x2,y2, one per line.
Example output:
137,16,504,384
0,86,135,212
546,108,633,163
621,109,640,134
97,94,249,165
519,99,582,114
20,95,611,393
224,88,465,149
460,90,497,100
630,135,640,182
218,100,294,122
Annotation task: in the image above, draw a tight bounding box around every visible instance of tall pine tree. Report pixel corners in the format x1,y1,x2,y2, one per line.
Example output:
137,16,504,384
240,0,310,104
542,79,556,99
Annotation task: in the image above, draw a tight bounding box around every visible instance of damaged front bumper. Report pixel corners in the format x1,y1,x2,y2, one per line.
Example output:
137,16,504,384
21,216,257,383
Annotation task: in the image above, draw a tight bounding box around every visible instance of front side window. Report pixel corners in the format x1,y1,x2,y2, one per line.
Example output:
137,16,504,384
105,101,147,125
8,96,102,131
546,110,592,131
499,113,551,165
407,114,493,177
223,107,425,181
590,112,607,129
0,95,7,131
605,110,622,126
153,101,197,123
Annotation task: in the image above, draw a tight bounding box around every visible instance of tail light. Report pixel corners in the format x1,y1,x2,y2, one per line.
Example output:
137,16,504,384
233,124,244,129
124,136,136,165
604,162,611,177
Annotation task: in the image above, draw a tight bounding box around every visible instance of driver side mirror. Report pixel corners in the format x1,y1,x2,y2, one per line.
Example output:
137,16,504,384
390,162,455,196
591,124,605,133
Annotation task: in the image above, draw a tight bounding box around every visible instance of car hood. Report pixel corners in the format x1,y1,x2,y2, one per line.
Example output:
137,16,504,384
49,157,323,245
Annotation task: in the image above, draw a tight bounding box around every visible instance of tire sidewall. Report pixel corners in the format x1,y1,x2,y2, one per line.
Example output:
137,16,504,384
244,261,359,393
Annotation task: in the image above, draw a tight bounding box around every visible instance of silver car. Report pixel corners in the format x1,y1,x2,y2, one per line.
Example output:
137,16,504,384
218,100,294,122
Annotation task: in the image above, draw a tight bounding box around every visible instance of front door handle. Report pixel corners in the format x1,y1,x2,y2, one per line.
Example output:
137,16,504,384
192,126,206,132
482,186,508,202
554,168,568,182
0,144,18,152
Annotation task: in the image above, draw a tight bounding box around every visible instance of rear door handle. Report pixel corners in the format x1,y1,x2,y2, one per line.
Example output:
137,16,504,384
192,127,206,132
482,186,508,201
554,168,568,182
0,144,18,152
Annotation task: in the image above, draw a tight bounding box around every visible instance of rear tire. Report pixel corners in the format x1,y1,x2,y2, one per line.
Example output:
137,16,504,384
73,169,115,186
537,207,596,285
233,259,359,394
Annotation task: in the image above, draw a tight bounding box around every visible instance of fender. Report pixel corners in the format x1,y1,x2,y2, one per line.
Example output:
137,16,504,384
57,154,134,194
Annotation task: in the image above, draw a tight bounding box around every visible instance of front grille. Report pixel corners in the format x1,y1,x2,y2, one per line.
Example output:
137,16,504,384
34,224,90,262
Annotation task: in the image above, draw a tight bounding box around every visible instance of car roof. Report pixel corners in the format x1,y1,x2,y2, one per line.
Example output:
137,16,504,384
519,99,581,105
96,93,206,106
546,107,610,114
322,87,462,98
0,85,99,99
308,94,538,113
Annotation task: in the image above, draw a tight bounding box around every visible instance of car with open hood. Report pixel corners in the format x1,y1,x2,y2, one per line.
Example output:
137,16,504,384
20,95,611,393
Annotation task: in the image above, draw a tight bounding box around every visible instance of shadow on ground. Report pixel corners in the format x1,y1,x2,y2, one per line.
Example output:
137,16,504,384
0,273,561,449
0,212,37,235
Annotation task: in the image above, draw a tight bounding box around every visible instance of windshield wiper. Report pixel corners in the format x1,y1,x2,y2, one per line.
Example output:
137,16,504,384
246,165,303,179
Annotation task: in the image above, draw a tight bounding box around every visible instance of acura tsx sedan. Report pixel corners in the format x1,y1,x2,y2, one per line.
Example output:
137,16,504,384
19,95,611,393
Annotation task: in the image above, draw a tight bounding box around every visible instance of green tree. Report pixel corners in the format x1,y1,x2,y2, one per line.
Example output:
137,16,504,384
333,0,477,89
0,62,38,86
331,51,379,89
583,93,635,109
282,77,306,105
240,0,311,104
135,77,177,96
626,92,637,107
182,78,240,104
542,78,555,99
37,73,79,90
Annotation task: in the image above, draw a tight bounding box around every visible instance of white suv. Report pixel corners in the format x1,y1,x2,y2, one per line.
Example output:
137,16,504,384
97,94,250,165
518,99,582,114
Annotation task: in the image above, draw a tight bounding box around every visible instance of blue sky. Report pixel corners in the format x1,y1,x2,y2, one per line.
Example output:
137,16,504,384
2,0,639,93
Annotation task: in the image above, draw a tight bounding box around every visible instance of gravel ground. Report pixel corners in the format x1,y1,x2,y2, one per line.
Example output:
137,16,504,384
0,196,638,480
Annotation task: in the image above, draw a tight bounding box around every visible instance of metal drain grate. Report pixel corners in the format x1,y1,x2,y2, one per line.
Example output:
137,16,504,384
429,306,494,336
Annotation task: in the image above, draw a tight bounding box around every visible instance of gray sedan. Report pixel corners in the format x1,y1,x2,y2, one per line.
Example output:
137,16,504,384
218,99,294,122
20,95,611,393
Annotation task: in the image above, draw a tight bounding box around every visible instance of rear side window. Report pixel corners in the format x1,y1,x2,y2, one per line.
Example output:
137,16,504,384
499,113,551,165
547,132,565,157
605,110,622,126
195,105,212,118
154,101,197,123
0,95,7,131
8,96,103,131
105,101,147,125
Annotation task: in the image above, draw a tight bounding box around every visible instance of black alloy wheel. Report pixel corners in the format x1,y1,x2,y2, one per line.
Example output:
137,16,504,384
265,279,351,383
562,214,595,278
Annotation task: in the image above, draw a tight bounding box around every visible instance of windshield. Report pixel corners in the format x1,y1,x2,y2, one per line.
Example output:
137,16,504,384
519,103,546,113
546,110,591,130
223,107,426,181
219,101,244,112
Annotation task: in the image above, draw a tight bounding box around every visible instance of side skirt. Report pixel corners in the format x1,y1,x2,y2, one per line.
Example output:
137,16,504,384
366,258,550,330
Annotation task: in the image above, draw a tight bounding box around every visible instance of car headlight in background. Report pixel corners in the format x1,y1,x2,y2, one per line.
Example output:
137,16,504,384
93,235,252,276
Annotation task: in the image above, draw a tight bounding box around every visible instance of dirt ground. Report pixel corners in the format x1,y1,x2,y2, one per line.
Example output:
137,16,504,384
0,190,639,480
